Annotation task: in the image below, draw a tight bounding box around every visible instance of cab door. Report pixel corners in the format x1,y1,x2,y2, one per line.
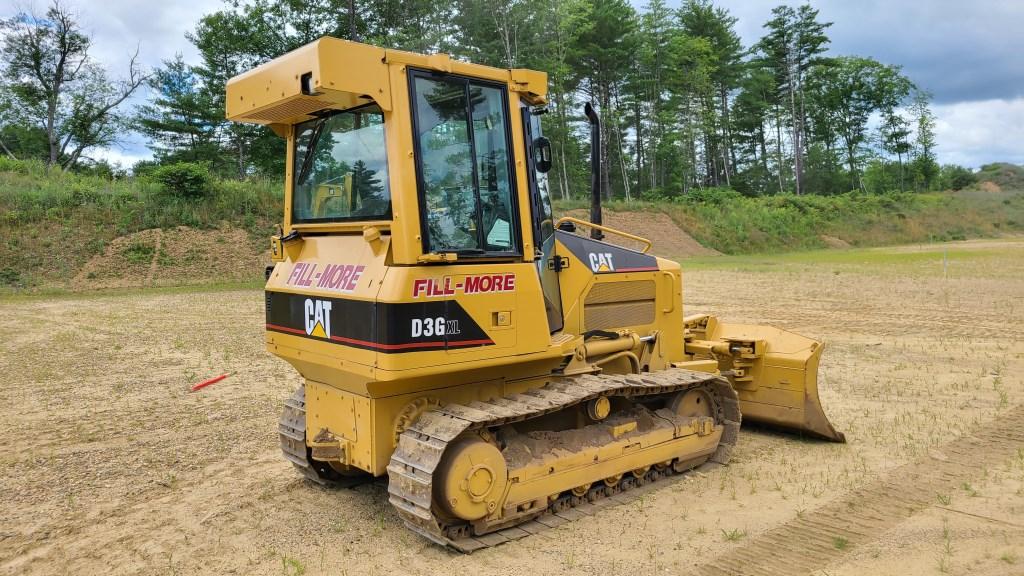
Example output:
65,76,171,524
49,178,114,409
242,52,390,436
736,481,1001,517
520,104,563,334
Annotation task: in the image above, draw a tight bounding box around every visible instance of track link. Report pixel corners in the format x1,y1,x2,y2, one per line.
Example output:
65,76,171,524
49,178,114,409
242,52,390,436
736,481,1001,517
386,370,740,552
280,386,368,487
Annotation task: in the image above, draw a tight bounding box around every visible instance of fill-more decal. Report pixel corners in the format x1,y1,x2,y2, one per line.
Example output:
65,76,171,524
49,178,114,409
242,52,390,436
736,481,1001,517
286,262,366,293
412,273,516,298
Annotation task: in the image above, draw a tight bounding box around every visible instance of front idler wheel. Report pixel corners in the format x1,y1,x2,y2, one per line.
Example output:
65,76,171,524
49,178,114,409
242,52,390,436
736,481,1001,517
435,435,508,522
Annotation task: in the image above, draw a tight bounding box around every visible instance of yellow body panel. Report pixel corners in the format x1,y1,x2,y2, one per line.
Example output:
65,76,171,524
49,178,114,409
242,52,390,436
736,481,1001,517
226,38,392,121
229,37,843,495
684,315,845,441
263,228,685,474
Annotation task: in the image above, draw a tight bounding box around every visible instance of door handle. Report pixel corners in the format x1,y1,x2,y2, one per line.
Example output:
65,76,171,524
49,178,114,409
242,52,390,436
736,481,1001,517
661,271,676,313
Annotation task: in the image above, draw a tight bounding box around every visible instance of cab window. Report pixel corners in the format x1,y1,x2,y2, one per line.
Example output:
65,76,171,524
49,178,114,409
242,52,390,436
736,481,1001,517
292,104,390,223
411,72,519,255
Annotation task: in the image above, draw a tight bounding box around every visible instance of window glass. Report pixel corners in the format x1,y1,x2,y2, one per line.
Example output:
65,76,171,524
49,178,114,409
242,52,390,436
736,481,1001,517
413,75,517,254
530,113,555,246
413,78,477,251
472,85,514,251
522,105,563,333
292,105,390,222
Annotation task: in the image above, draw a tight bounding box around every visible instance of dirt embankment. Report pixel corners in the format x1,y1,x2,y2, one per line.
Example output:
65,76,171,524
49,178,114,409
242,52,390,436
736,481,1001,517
34,209,715,292
978,180,1003,193
49,210,716,292
70,226,268,290
563,209,720,258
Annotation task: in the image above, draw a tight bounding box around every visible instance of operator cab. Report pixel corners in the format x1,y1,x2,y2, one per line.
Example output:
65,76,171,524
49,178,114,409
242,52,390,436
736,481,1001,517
229,38,566,335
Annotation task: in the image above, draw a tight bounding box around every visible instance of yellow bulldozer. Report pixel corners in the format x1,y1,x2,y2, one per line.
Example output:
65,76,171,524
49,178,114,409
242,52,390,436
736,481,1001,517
226,37,844,551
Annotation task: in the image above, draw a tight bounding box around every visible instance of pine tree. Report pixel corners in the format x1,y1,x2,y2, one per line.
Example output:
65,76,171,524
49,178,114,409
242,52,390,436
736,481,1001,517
145,0,942,198
633,0,677,194
756,5,831,194
679,0,742,188
135,56,223,168
570,0,638,200
910,90,938,190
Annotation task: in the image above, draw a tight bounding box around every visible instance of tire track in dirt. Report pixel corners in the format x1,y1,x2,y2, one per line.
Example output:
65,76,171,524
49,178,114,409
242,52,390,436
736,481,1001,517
693,403,1024,576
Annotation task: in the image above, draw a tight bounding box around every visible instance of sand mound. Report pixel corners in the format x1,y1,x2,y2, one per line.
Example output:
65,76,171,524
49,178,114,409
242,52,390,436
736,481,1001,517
563,209,720,258
820,234,851,249
978,180,1002,192
72,226,268,289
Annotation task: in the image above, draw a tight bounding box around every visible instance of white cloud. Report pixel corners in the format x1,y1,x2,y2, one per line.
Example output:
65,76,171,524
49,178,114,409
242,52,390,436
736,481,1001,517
933,98,1024,168
71,0,222,71
646,1,1024,169
724,0,1024,104
90,145,150,169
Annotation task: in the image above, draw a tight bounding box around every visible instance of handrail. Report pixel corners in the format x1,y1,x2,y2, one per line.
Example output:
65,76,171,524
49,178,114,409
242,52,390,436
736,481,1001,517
555,216,653,254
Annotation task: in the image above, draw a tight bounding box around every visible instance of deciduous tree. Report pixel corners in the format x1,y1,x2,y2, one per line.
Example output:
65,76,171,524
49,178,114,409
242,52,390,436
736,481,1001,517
0,0,145,170
755,4,831,194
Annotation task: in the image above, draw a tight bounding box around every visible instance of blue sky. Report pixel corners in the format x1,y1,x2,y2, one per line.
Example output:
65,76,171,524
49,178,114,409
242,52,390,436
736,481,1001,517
724,0,1024,168
9,0,1021,169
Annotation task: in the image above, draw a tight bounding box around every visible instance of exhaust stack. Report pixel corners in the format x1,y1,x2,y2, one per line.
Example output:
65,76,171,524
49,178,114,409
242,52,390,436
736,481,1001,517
584,102,603,240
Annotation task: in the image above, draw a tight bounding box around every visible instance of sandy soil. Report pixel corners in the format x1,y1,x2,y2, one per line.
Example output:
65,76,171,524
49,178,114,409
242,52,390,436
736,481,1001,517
564,209,721,258
820,234,851,249
71,226,268,290
2,239,1023,576
978,181,1002,193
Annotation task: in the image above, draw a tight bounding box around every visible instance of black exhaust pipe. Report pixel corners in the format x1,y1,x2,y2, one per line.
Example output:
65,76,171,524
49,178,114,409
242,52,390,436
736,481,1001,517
584,102,603,240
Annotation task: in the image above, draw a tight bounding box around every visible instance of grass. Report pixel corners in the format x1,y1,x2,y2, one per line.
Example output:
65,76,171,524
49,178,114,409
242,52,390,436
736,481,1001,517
721,528,746,542
0,158,281,290
960,481,979,497
280,555,306,576
832,535,849,550
674,242,1018,280
0,278,265,302
123,240,155,264
554,187,1024,255
2,155,1022,291
0,159,282,232
937,519,954,573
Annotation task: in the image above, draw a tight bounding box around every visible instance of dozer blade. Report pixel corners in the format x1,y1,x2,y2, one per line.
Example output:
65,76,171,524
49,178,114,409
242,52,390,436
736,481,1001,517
684,315,846,442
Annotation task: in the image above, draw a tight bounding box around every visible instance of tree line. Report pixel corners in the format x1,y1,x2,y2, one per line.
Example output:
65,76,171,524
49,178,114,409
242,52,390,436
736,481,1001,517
0,0,978,197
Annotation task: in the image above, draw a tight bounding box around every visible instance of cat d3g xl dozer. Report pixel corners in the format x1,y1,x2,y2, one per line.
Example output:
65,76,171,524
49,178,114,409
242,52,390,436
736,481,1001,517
226,37,844,552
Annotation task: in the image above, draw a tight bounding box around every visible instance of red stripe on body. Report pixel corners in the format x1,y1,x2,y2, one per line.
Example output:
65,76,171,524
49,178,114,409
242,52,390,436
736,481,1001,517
265,323,493,350
610,266,659,273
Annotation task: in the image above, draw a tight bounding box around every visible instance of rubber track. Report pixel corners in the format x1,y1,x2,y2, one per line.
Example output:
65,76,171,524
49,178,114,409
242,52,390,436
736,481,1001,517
386,370,740,552
693,403,1024,576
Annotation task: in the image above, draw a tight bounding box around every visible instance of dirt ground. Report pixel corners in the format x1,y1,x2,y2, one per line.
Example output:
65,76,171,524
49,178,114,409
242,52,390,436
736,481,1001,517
2,239,1023,576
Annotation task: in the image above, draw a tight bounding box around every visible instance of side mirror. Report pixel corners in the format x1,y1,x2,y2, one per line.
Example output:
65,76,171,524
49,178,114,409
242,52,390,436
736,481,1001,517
533,136,552,173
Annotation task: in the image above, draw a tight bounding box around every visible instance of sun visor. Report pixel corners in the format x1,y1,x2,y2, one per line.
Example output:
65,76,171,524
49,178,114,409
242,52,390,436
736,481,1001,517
225,37,391,126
